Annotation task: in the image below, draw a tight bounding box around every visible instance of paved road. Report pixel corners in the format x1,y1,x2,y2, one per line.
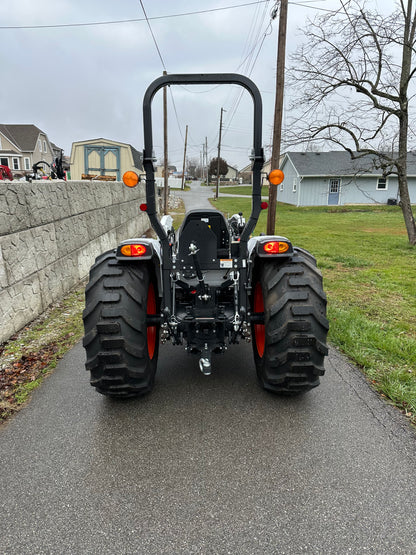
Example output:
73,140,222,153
1,181,416,553
1,342,415,554
174,182,267,212
175,181,214,211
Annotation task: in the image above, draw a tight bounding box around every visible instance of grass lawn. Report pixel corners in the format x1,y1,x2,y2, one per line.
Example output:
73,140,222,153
217,185,269,196
213,198,416,423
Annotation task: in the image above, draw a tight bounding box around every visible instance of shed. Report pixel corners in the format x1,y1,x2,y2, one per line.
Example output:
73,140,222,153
70,138,143,181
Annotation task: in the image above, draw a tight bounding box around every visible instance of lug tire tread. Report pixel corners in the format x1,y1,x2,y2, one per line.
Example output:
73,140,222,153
83,252,159,397
252,250,328,394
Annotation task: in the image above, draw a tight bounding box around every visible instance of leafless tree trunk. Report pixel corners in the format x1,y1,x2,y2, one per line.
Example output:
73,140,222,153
287,0,416,245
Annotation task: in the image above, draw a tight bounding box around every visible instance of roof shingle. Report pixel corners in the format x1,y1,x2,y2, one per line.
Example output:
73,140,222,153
284,151,416,176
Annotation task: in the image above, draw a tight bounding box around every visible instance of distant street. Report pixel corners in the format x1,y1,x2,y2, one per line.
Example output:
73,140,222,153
1,180,415,554
175,180,214,210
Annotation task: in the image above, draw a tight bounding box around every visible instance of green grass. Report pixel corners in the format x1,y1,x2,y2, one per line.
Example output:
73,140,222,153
212,199,416,423
217,185,269,196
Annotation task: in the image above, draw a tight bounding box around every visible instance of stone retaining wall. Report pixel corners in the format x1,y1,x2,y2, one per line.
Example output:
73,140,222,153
0,180,148,343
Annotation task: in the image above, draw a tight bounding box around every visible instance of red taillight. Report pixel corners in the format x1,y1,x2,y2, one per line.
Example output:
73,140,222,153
262,241,289,254
140,203,148,212
120,244,147,257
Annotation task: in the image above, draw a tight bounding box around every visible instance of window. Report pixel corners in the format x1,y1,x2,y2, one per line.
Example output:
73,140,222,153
377,177,388,190
38,139,42,152
0,158,8,167
293,177,298,192
280,181,284,192
43,140,47,152
329,179,340,193
24,157,30,170
12,158,20,170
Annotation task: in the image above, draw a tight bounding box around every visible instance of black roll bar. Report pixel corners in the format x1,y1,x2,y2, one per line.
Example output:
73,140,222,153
142,73,265,317
142,73,265,246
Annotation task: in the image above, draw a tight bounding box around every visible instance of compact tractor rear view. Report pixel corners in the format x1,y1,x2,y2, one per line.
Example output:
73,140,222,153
83,74,328,397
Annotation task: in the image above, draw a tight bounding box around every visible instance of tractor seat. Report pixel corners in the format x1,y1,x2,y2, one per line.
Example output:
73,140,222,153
177,209,230,266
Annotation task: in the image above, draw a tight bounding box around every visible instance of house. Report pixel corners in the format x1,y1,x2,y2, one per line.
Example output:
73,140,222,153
224,164,239,181
70,138,143,181
154,165,177,178
278,151,416,206
0,124,61,179
239,157,281,184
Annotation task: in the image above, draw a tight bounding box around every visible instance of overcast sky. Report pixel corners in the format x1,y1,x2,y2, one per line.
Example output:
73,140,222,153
2,0,396,170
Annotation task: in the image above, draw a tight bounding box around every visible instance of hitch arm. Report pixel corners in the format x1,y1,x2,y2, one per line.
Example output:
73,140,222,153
189,242,207,295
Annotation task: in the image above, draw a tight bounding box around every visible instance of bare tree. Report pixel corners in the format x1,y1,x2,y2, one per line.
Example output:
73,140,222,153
187,158,199,179
287,0,416,245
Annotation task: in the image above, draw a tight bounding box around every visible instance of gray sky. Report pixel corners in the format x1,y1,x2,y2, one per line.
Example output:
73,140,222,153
1,0,395,170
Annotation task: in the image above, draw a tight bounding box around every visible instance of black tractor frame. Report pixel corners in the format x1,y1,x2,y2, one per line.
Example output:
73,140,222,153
83,73,328,396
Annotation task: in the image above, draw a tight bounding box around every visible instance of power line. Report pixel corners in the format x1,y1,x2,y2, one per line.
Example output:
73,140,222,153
138,0,167,71
0,1,337,31
0,1,271,30
136,2,187,151
169,89,185,142
221,1,274,141
289,1,338,13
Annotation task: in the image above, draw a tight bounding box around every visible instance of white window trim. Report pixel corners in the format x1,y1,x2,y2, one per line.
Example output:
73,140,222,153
329,178,341,193
43,140,47,152
12,157,20,170
24,157,31,170
38,138,42,152
293,177,298,193
377,177,388,190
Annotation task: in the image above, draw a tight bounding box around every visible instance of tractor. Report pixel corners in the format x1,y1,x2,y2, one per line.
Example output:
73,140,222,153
83,74,328,397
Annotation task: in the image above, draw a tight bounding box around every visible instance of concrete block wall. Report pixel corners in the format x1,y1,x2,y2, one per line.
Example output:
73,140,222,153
0,180,149,343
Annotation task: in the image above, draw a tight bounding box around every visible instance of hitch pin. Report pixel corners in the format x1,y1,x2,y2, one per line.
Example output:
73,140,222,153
199,344,212,375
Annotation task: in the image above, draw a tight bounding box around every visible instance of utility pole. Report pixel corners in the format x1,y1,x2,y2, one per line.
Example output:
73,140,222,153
181,124,188,190
202,143,205,183
205,136,208,185
163,70,169,215
215,107,225,200
267,0,288,235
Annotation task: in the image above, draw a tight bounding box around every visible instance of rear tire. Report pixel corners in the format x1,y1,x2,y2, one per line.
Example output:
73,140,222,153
83,250,160,397
251,248,328,394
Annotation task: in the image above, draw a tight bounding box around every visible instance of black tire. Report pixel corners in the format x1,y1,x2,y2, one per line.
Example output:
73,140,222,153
251,248,329,394
82,250,160,397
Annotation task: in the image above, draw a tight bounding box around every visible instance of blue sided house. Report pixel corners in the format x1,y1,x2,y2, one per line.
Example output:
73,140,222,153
278,151,416,206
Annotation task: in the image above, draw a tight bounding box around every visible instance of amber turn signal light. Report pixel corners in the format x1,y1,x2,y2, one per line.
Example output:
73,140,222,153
120,244,147,257
268,169,284,186
262,241,289,254
123,171,140,188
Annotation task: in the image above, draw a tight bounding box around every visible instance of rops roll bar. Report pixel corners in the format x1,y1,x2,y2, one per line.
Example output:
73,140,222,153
142,73,265,249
